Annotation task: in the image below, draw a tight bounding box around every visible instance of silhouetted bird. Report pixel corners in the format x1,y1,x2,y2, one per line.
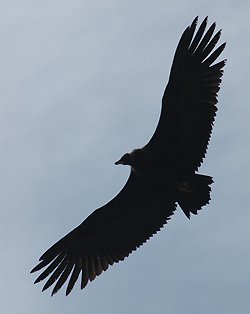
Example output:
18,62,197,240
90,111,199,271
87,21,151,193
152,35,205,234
31,16,226,296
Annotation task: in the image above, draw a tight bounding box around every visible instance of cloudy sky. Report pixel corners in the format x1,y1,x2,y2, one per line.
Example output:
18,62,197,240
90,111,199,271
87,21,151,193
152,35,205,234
0,1,249,313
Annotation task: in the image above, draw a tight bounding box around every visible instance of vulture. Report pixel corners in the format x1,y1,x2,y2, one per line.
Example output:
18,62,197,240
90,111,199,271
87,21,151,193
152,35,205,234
31,16,226,296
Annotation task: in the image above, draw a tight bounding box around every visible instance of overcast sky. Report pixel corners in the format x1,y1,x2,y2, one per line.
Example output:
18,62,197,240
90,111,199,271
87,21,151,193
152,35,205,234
0,1,249,314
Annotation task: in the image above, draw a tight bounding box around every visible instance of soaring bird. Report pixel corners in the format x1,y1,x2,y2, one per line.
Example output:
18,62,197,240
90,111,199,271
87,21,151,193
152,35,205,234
31,16,226,296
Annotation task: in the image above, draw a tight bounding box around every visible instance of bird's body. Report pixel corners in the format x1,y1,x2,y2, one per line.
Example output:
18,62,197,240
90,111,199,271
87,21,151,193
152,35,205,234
31,16,226,296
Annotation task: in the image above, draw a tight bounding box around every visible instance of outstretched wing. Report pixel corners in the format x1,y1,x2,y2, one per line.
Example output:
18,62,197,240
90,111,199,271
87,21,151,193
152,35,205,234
31,171,176,296
146,16,226,172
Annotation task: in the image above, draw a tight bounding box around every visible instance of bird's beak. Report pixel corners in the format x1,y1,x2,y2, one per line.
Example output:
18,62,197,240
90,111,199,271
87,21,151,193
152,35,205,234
115,158,122,165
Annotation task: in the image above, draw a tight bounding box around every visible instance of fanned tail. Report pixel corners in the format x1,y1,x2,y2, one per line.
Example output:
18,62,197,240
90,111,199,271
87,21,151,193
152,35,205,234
177,174,213,218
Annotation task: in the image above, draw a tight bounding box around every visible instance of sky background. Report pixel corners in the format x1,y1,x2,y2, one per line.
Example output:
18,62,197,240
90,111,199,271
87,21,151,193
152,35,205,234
0,1,249,313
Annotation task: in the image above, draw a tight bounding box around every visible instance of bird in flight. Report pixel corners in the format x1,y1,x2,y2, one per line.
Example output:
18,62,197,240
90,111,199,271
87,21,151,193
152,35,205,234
31,16,226,296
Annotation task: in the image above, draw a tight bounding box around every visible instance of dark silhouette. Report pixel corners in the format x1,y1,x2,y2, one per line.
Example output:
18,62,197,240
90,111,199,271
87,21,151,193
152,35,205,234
31,16,226,296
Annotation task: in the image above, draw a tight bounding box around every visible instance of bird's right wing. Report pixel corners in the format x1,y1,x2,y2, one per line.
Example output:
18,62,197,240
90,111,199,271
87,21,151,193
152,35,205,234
31,171,176,296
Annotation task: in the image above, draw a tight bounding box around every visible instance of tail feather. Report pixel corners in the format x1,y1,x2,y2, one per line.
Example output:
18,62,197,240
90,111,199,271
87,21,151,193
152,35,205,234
177,174,213,218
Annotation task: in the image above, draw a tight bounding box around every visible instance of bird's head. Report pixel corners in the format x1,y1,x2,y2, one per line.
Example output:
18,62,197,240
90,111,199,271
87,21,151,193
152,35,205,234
115,153,133,166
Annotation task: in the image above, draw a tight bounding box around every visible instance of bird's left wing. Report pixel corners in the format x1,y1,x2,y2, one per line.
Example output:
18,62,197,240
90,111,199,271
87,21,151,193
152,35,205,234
146,17,226,172
31,171,176,296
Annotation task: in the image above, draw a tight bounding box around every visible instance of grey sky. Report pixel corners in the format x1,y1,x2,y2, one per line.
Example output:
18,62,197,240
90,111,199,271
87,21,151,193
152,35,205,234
0,1,249,313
